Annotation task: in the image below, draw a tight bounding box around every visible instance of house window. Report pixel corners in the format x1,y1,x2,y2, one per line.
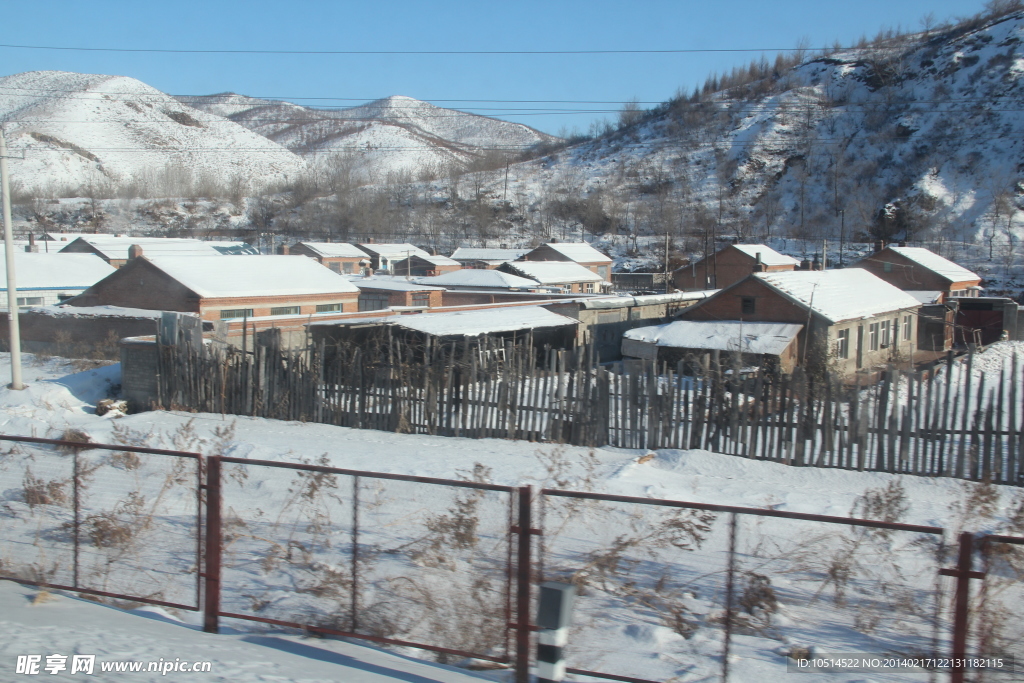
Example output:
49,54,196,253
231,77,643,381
219,308,253,320
597,265,609,279
869,322,880,351
561,285,572,294
902,314,912,340
359,294,390,312
883,262,893,273
583,283,595,293
741,297,755,315
57,293,75,302
327,262,341,273
880,320,891,347
270,306,301,316
342,262,355,274
411,292,431,307
316,303,342,313
835,328,850,359
16,297,44,307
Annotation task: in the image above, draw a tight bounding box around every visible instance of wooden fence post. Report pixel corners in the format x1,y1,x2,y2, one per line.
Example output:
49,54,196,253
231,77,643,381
202,455,222,634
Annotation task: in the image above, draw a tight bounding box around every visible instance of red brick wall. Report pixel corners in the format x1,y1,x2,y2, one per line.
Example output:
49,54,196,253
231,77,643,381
70,258,201,312
850,249,979,294
673,246,795,291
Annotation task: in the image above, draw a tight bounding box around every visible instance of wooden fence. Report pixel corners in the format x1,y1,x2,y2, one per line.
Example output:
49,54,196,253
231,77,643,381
156,333,1024,486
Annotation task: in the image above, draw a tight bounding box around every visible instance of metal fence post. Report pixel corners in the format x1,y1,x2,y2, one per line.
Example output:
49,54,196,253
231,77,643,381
203,455,222,634
516,485,532,683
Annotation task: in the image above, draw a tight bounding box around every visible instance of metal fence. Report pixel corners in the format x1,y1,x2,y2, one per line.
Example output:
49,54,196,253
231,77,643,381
0,433,1021,682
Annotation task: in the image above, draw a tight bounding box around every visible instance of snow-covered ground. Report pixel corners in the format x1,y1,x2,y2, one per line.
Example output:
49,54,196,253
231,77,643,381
0,350,1021,682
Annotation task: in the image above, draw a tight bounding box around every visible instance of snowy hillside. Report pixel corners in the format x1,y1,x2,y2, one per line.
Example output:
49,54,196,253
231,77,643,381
179,93,557,181
0,71,305,196
452,9,1024,251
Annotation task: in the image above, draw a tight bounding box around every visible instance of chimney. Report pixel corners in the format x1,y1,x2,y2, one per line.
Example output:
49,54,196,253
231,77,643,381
276,243,290,255
874,240,885,253
812,254,822,271
898,240,907,247
128,244,144,260
799,258,812,271
25,234,38,253
753,251,765,272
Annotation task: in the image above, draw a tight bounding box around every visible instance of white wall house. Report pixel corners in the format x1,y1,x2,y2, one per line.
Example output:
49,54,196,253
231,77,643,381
0,251,115,309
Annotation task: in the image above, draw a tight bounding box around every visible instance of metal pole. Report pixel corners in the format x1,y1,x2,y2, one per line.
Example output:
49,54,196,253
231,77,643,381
351,475,360,632
722,512,737,683
515,485,533,683
0,127,24,390
202,456,222,633
949,531,974,683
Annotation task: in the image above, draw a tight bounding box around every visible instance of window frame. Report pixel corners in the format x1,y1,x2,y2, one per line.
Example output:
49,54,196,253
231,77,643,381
835,328,850,359
315,303,342,313
219,308,254,320
270,305,301,316
868,322,880,351
902,314,913,340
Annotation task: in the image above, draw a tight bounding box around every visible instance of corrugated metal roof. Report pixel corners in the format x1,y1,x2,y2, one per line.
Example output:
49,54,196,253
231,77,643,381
625,320,802,355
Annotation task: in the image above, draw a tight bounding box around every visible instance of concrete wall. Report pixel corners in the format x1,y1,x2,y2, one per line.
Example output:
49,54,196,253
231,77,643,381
0,310,160,357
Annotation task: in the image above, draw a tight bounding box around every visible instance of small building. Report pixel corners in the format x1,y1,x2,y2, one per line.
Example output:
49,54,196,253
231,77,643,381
349,277,445,312
679,269,922,376
519,242,613,279
499,261,607,294
58,236,255,267
389,254,462,277
69,255,360,321
672,244,799,291
357,243,432,272
289,242,369,274
450,247,530,269
414,269,542,291
622,320,803,374
850,245,981,302
0,251,116,309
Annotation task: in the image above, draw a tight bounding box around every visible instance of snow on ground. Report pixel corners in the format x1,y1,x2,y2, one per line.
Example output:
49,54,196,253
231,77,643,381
1,350,1022,682
0,579,498,683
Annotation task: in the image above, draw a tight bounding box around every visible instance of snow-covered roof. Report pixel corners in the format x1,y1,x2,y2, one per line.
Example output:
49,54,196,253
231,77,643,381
754,270,921,324
906,290,944,305
207,242,260,255
536,242,612,263
144,256,359,298
390,306,577,336
503,261,605,284
887,246,980,284
450,247,529,262
60,236,226,260
34,304,180,319
296,242,367,258
414,269,539,289
625,320,803,355
729,244,801,267
349,277,443,292
357,243,432,259
394,254,461,266
0,251,115,289
582,290,718,309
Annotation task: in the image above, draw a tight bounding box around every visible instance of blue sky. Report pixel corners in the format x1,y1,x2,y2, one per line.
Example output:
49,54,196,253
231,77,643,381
4,0,992,135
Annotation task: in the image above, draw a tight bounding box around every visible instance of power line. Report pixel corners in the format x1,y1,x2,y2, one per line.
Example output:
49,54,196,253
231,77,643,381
0,43,897,55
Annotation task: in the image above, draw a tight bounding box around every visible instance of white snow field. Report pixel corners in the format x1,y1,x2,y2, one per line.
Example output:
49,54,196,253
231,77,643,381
0,349,1021,682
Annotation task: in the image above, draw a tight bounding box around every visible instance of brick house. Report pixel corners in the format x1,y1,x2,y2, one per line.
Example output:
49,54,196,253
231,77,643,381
672,244,799,291
0,251,115,309
357,243,432,272
679,269,922,376
389,254,462,277
69,255,360,321
289,242,369,274
449,247,529,269
349,278,445,312
849,245,981,302
519,242,613,280
58,236,255,267
499,261,607,294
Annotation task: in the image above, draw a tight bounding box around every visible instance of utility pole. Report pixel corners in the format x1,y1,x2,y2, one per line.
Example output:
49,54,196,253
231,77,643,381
1,127,24,390
839,210,846,267
663,233,670,293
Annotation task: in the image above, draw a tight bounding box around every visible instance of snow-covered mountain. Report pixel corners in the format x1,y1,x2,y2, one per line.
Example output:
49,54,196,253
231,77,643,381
459,9,1024,250
0,71,306,196
178,93,557,181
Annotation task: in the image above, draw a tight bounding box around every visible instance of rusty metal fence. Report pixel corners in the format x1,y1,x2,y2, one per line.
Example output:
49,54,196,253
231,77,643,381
0,433,1021,682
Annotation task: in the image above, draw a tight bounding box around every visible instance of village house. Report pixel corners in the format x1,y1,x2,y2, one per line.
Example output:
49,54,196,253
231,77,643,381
449,247,530,269
349,277,445,311
850,244,982,302
68,255,360,321
389,254,462,277
0,251,115,309
678,269,922,376
58,236,257,267
519,242,613,279
357,243,432,272
499,261,608,294
672,243,800,291
287,242,370,274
